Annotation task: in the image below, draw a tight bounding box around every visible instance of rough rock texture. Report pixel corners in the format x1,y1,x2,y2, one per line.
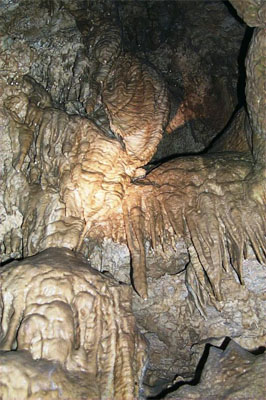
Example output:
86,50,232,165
0,70,169,300
0,0,265,396
165,340,266,399
109,0,246,159
88,238,266,385
230,0,266,27
0,350,100,400
231,0,266,205
0,248,147,400
0,1,255,298
0,1,169,272
0,0,88,108
0,0,247,266
208,108,252,153
2,76,265,301
122,152,265,300
0,0,87,261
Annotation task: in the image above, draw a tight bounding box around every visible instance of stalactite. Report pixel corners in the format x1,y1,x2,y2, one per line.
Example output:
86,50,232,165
123,193,147,300
121,153,265,309
1,15,265,316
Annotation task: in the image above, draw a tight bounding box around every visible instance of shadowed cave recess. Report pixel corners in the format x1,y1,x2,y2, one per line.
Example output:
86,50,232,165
0,0,265,399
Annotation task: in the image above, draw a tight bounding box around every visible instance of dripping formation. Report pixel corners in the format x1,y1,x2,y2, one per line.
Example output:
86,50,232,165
122,153,265,309
0,1,265,397
1,4,265,313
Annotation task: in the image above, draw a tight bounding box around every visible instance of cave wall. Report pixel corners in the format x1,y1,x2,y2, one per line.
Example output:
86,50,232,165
0,0,265,398
0,0,248,262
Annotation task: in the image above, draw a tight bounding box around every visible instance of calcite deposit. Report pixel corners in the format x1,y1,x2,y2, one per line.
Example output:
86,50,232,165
88,225,266,386
3,73,264,302
0,248,147,400
122,152,265,301
0,0,265,398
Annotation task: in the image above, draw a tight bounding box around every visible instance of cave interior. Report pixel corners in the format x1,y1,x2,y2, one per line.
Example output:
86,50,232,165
0,0,265,399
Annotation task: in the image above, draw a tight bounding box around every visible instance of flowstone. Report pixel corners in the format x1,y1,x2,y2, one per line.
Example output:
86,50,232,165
0,248,147,400
0,0,265,397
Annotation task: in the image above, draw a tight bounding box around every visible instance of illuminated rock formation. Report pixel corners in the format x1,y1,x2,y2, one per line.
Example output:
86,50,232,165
122,152,265,305
1,69,168,301
4,73,264,303
0,0,265,303
0,248,147,400
0,0,265,395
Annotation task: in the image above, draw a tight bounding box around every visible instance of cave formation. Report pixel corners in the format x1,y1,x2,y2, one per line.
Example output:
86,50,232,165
0,0,265,399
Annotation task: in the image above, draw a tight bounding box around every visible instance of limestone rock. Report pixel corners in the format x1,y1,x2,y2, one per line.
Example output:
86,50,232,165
0,350,99,400
208,108,252,153
0,0,88,262
230,0,266,202
0,1,265,395
121,152,265,302
91,238,266,385
230,0,266,28
165,340,266,399
107,0,246,159
0,248,147,400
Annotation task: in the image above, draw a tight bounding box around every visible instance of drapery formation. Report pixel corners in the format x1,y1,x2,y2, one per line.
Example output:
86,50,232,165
1,5,265,310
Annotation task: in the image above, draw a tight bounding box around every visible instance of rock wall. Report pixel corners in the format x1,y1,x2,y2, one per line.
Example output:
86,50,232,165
0,0,265,398
88,233,266,386
165,340,266,399
0,248,147,400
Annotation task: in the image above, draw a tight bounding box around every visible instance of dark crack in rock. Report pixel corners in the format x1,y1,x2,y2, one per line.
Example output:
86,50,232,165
164,340,266,399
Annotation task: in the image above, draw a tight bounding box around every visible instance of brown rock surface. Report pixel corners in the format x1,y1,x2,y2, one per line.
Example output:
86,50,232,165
208,108,252,153
230,0,266,27
0,2,257,301
165,340,266,399
88,237,266,385
0,0,265,396
230,0,266,204
108,0,246,158
122,152,265,301
0,247,147,400
0,350,100,400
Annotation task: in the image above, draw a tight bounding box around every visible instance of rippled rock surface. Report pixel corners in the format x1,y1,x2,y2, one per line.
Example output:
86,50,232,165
0,248,147,400
0,0,265,397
